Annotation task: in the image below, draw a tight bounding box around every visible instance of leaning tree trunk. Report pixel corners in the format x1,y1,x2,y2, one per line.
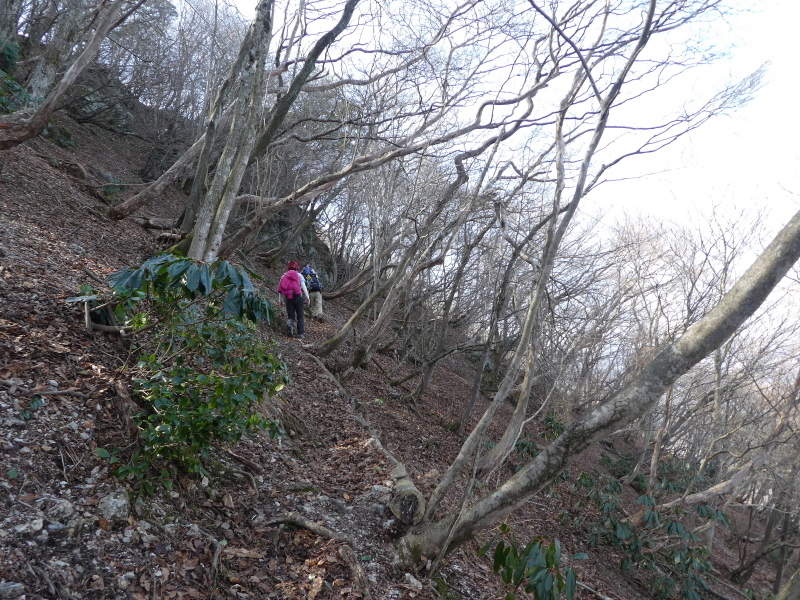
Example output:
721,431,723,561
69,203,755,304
0,0,129,151
396,206,800,566
776,567,800,600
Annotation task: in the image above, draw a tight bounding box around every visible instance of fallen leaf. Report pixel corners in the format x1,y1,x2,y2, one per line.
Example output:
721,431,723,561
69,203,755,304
89,575,105,590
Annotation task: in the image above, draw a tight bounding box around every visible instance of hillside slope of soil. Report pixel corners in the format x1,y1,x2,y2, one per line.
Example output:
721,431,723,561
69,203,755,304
0,114,778,600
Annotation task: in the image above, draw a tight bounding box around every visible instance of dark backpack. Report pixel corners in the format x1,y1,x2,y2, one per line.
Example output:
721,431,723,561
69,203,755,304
305,272,322,292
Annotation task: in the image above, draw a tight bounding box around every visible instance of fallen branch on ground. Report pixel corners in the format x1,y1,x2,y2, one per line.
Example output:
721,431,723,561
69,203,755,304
265,511,355,545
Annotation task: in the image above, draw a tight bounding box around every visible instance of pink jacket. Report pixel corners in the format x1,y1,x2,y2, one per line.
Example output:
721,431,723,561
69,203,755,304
277,270,303,299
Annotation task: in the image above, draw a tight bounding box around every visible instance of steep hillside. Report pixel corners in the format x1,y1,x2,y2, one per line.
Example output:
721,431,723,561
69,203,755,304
0,114,780,600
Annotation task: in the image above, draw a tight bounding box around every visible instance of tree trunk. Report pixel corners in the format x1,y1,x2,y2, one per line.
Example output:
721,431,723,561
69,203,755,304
0,0,129,151
776,567,800,600
396,207,800,565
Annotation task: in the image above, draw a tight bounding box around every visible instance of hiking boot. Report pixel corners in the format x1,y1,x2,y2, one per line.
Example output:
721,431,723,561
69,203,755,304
287,318,296,337
296,334,305,339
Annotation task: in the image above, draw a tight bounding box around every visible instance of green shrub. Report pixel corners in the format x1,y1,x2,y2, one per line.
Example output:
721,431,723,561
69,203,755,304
478,523,585,600
76,253,287,491
573,472,720,600
0,38,19,73
542,414,566,441
0,69,30,114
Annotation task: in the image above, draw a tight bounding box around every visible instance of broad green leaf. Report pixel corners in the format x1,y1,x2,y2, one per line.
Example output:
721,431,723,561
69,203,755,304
185,264,201,292
65,294,100,303
565,568,576,599
166,259,192,284
96,448,111,459
198,263,212,294
223,288,243,317
240,268,255,292
477,533,498,557
493,541,507,573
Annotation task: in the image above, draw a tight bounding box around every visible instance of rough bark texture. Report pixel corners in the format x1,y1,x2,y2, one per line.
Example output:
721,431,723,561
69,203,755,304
776,567,800,600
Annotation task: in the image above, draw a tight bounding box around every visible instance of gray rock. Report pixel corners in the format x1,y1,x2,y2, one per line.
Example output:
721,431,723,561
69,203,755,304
368,503,386,515
45,498,75,522
404,573,423,590
0,581,25,599
98,489,130,522
14,518,43,534
46,522,66,535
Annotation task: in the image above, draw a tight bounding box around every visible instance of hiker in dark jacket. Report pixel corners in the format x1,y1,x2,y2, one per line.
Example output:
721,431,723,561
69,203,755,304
277,260,309,338
301,264,324,321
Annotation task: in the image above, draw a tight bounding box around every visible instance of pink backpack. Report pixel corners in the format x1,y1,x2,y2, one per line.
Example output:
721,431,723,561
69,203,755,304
277,270,302,299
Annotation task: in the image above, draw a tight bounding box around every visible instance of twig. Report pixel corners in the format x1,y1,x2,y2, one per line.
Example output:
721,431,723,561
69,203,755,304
36,389,89,399
219,446,265,475
84,301,93,333
0,380,87,398
714,580,753,600
339,543,374,600
577,582,618,600
83,268,106,285
231,469,258,494
265,511,355,545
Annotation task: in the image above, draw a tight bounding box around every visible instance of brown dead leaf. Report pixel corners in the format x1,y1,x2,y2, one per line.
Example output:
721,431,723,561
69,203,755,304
89,575,105,590
308,576,323,599
98,518,110,531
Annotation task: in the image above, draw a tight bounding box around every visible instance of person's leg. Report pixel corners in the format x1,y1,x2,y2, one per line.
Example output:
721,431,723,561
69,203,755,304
296,299,305,336
286,297,297,336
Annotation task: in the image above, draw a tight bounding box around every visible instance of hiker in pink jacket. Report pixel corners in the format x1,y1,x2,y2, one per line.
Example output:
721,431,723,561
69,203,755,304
277,260,309,338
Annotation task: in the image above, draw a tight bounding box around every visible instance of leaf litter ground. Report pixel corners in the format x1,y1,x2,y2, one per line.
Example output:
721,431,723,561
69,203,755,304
0,114,778,600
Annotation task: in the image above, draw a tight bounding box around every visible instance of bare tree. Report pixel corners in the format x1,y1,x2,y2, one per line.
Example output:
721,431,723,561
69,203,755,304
0,0,138,150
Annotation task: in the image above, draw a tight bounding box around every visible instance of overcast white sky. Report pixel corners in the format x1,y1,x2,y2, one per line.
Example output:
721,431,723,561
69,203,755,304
588,0,800,235
235,0,800,234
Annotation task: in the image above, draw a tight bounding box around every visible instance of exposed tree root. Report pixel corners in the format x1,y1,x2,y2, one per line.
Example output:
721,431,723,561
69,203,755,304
265,511,355,545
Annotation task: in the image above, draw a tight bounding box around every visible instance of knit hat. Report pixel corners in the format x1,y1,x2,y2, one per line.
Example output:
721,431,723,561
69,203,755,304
287,260,300,270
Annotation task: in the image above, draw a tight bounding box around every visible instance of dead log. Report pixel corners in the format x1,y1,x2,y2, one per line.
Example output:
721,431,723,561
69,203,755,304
389,465,426,525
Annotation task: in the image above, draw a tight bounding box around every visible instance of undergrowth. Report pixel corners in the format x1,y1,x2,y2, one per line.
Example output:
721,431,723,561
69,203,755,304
71,253,288,493
572,471,729,600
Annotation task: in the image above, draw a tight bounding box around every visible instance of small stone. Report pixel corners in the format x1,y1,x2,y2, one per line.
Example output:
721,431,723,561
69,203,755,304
46,498,75,521
13,518,43,535
47,380,59,389
372,485,391,495
368,503,386,515
98,489,130,522
0,581,25,599
404,573,423,590
46,522,66,535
